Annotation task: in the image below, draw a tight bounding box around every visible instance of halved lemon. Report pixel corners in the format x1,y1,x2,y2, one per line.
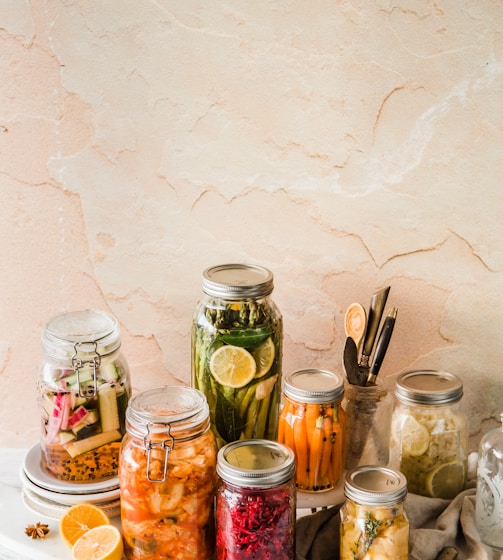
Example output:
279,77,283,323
251,337,275,378
59,502,111,548
401,415,430,456
426,461,465,499
72,524,123,560
209,345,256,388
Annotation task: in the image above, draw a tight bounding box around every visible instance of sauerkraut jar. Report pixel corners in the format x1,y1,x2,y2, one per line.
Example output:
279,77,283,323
119,386,217,560
39,310,131,482
278,368,346,491
340,466,409,560
192,264,282,448
215,439,296,560
390,370,467,499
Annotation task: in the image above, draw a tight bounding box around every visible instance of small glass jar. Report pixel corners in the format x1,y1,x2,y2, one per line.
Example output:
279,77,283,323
192,264,283,448
340,465,409,560
39,309,131,482
278,368,346,491
390,370,468,499
342,379,393,470
475,412,503,551
119,386,217,560
215,439,296,560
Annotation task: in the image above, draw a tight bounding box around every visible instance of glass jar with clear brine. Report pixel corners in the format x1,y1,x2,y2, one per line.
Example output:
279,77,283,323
192,264,282,448
39,310,131,482
389,370,467,499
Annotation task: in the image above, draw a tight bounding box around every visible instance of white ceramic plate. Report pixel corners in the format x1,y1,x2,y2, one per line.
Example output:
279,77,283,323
22,442,119,495
19,467,120,506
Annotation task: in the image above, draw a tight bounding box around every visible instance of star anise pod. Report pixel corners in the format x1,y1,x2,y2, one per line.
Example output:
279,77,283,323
25,521,50,539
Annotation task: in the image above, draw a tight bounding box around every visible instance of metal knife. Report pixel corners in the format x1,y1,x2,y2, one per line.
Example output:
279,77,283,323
359,286,390,368
366,307,397,385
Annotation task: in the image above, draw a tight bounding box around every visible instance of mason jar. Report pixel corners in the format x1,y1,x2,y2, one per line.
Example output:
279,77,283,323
340,466,409,559
390,370,468,499
342,379,393,470
475,412,503,550
215,439,296,560
278,368,346,491
192,264,283,448
119,386,217,560
39,309,131,482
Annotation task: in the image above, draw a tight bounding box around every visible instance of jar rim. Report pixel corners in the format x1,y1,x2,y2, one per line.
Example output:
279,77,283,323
284,369,344,403
344,465,407,505
202,264,274,299
42,310,121,360
394,370,463,405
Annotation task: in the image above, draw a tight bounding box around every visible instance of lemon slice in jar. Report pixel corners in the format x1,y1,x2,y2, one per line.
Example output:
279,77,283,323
209,345,256,388
251,337,275,378
401,415,430,456
426,461,465,499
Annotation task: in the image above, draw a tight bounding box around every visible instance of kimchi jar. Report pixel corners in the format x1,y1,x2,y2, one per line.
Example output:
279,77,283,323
215,439,296,560
39,310,131,482
278,368,346,491
120,386,217,560
340,466,409,560
389,370,467,499
192,264,283,448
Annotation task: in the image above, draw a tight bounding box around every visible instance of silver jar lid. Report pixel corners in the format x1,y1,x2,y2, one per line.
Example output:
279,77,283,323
284,369,344,403
345,466,407,505
202,264,274,299
42,309,121,360
394,370,463,405
217,439,295,487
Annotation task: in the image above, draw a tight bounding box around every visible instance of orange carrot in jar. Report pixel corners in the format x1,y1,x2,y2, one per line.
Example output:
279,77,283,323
304,403,321,455
293,412,309,489
330,405,346,485
319,415,334,488
310,415,324,490
278,399,295,451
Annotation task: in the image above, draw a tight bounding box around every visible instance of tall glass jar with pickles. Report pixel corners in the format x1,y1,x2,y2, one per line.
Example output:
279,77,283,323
192,264,282,448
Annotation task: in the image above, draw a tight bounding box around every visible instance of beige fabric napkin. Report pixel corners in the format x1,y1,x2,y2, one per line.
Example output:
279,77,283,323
295,488,496,560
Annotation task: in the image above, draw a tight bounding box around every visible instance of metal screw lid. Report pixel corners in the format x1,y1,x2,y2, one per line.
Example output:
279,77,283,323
42,309,121,360
217,439,295,488
284,369,344,403
344,465,407,505
394,370,463,405
202,264,274,299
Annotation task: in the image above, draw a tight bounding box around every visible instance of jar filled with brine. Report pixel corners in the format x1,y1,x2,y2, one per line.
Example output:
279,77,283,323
192,264,282,448
390,370,468,499
39,310,131,482
475,412,503,551
215,439,296,560
340,465,409,560
120,386,217,560
278,368,346,491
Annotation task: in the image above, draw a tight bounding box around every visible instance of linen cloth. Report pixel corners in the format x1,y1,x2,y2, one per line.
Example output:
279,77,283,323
295,454,497,560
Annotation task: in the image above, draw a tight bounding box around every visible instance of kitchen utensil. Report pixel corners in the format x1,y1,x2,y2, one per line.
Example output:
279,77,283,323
366,307,397,386
359,286,390,368
344,303,367,354
343,336,367,386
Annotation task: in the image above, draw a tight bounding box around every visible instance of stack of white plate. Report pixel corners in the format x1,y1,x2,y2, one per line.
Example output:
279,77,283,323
20,443,121,520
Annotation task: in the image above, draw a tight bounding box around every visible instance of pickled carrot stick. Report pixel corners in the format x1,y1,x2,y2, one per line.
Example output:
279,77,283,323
310,415,324,490
319,415,333,485
293,413,309,488
304,403,320,456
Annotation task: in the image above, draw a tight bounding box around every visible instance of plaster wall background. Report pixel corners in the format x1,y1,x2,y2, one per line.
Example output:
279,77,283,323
0,0,502,450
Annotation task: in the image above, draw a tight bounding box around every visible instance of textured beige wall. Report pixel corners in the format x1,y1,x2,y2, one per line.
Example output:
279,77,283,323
0,1,502,450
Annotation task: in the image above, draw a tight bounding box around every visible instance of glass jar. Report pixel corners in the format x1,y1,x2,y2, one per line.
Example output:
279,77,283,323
278,368,346,491
340,465,409,560
390,370,468,499
119,386,217,560
342,379,393,470
192,264,283,448
215,439,296,560
39,309,131,482
475,412,503,551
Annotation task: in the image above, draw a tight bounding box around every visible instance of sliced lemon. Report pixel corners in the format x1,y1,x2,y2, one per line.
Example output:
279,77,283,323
401,415,430,456
59,502,111,548
251,337,275,378
426,461,465,499
72,525,123,560
209,344,256,388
